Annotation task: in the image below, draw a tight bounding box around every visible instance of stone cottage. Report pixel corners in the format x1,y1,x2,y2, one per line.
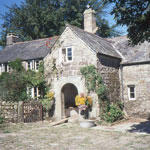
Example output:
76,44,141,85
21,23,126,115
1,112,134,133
0,8,150,120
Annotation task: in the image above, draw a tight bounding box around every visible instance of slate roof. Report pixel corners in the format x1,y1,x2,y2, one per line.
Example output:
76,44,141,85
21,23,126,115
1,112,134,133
107,36,150,64
0,36,58,63
67,24,121,59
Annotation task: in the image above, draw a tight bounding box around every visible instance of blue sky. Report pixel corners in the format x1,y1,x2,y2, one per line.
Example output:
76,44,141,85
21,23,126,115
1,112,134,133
0,0,127,37
0,0,24,30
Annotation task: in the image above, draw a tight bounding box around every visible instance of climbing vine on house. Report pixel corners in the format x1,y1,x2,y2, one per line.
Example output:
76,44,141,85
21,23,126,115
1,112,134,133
80,65,124,123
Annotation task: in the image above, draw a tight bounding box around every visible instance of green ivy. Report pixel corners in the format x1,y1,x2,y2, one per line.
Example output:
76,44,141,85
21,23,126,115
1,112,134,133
80,65,107,100
80,65,124,123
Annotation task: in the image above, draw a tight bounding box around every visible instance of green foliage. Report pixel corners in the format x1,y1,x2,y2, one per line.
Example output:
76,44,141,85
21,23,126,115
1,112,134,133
40,98,53,111
0,59,47,102
80,65,97,92
0,0,120,46
0,71,28,102
80,65,107,100
8,58,24,72
103,103,124,123
104,0,150,45
80,65,124,123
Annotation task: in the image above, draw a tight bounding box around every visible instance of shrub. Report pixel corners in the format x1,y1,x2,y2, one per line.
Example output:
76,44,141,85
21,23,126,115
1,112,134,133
103,104,124,123
40,91,55,118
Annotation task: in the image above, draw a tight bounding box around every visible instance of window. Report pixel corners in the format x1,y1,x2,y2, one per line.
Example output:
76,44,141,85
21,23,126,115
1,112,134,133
34,87,37,98
62,47,73,62
4,64,7,72
128,85,136,100
27,87,32,97
35,60,39,71
67,48,72,61
27,87,39,99
28,61,32,70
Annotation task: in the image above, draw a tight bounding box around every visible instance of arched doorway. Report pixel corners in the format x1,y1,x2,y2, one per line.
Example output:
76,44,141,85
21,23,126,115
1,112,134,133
61,83,78,117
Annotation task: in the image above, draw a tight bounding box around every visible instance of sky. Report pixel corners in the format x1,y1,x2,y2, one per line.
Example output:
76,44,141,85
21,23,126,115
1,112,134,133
0,0,127,44
0,0,24,30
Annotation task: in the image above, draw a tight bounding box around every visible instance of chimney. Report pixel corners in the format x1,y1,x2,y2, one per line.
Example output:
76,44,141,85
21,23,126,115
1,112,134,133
6,33,19,46
84,7,98,34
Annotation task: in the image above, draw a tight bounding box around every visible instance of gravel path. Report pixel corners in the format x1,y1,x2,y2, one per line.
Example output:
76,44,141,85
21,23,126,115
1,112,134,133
0,121,150,150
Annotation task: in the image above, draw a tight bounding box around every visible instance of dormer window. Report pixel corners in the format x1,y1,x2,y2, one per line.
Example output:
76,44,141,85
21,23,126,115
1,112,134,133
62,47,73,63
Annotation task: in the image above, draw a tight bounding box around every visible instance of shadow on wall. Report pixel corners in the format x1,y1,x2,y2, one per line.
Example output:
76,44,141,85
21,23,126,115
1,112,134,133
128,121,150,134
48,99,55,117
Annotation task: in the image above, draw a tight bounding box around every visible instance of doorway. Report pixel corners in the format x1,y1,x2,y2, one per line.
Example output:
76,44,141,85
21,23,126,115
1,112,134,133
61,83,78,117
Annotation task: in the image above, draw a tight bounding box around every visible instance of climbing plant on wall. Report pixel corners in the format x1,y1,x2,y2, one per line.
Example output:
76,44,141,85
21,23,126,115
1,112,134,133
80,65,107,99
80,65,124,123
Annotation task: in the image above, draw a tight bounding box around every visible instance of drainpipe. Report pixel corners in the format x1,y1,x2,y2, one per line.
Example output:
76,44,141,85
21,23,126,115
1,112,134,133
120,64,124,101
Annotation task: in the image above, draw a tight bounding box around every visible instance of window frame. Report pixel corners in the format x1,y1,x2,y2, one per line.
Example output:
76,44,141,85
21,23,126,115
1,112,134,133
35,60,40,71
61,46,73,63
66,47,73,62
128,85,136,100
27,61,33,70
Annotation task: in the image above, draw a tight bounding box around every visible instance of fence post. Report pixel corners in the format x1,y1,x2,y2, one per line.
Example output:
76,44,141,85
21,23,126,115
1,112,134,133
18,101,24,122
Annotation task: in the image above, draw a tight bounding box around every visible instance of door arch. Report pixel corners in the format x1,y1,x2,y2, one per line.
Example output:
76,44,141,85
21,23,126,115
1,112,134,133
61,83,78,117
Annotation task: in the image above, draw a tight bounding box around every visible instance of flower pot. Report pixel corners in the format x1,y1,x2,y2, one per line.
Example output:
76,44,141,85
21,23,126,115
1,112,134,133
80,120,95,128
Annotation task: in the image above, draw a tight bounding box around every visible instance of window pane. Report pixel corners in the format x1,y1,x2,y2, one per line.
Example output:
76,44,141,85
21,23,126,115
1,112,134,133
36,61,39,70
130,93,135,98
130,87,134,92
67,48,72,61
28,62,30,69
34,87,37,97
68,57,72,60
68,48,72,53
5,64,7,72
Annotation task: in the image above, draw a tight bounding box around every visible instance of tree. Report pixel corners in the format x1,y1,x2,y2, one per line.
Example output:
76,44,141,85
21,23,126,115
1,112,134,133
104,0,150,45
0,0,120,46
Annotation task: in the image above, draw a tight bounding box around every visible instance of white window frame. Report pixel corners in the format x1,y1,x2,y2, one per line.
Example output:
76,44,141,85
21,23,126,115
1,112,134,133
27,61,33,70
27,87,39,99
61,46,73,63
66,47,73,62
128,85,136,100
35,60,40,71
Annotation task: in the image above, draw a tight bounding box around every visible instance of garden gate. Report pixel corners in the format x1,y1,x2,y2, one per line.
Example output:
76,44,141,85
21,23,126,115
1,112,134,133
23,102,43,123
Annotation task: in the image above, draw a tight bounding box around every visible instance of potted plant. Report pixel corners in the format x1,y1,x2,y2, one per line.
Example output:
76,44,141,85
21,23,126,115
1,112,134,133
75,93,95,128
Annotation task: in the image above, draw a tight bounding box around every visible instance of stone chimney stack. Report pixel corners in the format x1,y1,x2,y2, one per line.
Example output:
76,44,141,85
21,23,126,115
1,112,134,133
6,33,19,46
84,7,98,34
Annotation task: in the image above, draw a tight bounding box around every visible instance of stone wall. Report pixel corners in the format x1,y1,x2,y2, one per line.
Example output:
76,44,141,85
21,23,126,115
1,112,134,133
97,54,121,102
122,63,150,118
0,101,19,123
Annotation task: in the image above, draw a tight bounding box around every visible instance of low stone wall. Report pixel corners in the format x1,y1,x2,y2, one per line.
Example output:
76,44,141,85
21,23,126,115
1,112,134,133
0,101,22,123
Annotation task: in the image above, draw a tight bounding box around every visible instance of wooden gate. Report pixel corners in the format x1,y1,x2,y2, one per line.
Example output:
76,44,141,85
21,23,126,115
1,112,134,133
23,102,43,123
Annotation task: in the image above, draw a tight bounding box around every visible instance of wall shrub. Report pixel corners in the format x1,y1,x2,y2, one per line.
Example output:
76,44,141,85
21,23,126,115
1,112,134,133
103,103,124,123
